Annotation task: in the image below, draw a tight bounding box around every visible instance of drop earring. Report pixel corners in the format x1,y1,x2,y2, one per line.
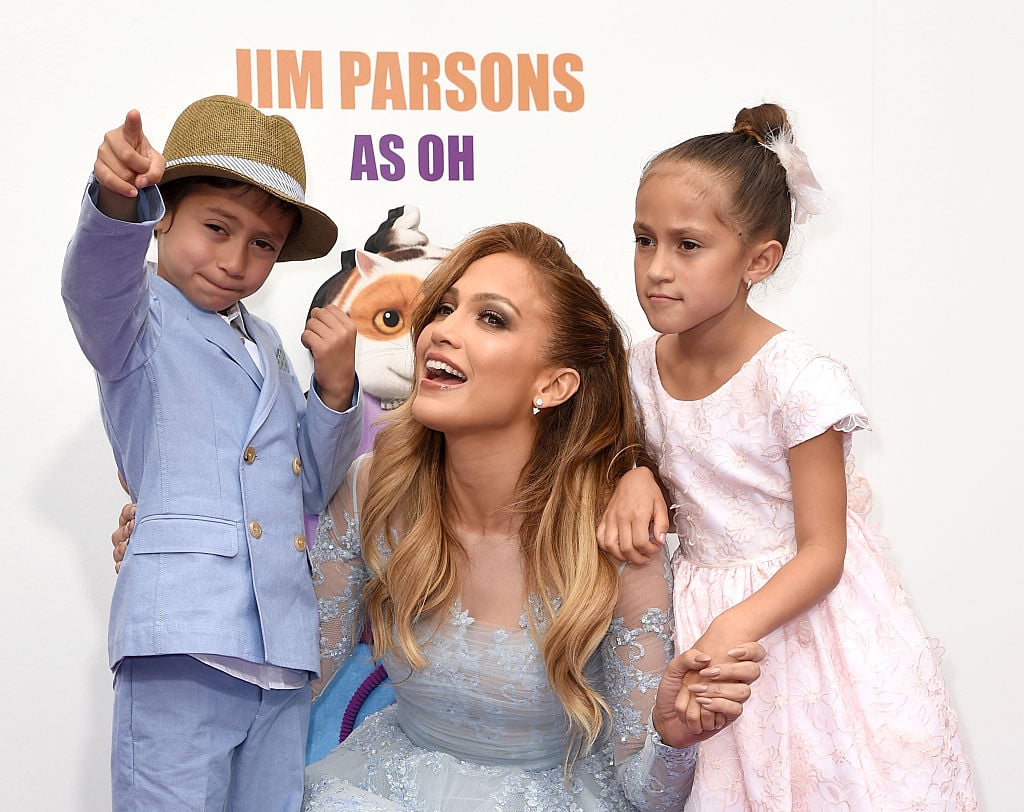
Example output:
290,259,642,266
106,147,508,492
532,397,543,415
746,278,753,291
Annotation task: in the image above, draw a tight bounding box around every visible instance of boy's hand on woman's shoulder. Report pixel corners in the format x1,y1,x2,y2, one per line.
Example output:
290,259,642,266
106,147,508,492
303,304,358,412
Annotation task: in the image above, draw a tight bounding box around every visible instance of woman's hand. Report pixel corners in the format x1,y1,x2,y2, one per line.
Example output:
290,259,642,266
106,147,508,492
111,502,136,573
652,643,765,748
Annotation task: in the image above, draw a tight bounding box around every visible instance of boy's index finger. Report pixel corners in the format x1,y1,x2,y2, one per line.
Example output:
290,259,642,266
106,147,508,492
121,109,145,150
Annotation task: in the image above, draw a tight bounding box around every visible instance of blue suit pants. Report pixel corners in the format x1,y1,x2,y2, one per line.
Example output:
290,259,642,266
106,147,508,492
112,654,310,811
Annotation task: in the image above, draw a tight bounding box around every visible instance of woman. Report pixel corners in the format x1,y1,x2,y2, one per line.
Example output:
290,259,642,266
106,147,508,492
303,222,763,810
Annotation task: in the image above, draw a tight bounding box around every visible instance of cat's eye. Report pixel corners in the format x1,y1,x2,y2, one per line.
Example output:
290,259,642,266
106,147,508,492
373,309,406,336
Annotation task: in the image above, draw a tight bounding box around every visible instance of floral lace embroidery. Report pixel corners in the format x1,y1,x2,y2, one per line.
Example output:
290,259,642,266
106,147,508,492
304,774,402,811
305,461,699,811
311,509,369,676
629,332,977,809
603,607,672,745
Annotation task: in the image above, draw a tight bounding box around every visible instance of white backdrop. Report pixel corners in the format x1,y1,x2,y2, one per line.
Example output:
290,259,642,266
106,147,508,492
2,1,1015,808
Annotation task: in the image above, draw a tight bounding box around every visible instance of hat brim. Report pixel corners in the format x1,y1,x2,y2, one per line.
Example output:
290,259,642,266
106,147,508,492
160,162,338,262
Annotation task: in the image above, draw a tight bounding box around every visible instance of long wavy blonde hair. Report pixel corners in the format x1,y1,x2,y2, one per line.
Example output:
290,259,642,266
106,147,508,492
361,222,645,768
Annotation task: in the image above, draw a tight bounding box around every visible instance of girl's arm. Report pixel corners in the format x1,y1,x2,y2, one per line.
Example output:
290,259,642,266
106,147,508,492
682,427,847,725
597,466,670,565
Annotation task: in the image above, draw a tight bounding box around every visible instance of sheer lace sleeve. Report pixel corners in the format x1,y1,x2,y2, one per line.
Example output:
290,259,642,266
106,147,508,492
601,548,697,810
309,454,373,698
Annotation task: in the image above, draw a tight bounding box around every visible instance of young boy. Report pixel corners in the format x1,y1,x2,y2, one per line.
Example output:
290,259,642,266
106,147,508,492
61,95,362,811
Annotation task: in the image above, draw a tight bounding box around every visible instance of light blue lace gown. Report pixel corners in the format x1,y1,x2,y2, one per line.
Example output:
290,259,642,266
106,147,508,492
304,456,697,812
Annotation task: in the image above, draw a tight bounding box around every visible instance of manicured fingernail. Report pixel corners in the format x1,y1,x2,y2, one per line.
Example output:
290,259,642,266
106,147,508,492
688,683,708,693
726,647,747,658
695,697,712,706
700,666,721,677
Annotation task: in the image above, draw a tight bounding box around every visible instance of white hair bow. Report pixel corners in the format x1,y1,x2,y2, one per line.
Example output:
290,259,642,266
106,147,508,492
764,129,827,224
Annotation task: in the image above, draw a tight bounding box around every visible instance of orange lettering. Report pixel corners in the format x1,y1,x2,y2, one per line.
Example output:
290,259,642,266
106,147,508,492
256,50,273,108
408,52,441,111
553,53,584,112
236,50,253,105
480,52,513,112
444,53,476,112
277,51,323,109
517,53,549,111
340,52,371,110
372,52,408,110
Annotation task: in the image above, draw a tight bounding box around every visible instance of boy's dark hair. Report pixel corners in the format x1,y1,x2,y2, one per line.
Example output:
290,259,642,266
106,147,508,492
157,176,300,239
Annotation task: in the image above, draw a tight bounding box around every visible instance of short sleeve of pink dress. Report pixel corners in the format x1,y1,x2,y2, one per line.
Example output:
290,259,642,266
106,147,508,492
629,331,977,811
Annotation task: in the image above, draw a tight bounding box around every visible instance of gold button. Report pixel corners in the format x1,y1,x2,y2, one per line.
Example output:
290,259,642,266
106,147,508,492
292,457,302,475
243,446,256,464
249,521,263,539
294,534,307,552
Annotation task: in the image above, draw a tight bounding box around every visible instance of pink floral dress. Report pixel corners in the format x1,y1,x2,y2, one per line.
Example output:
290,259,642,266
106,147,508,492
630,331,977,811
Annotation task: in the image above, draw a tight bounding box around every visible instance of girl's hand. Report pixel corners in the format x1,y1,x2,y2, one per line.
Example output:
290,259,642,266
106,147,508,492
653,643,765,746
685,618,755,732
112,502,136,574
597,466,668,564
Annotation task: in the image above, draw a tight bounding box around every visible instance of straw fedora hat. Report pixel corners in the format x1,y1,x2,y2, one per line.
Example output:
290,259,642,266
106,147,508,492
161,95,337,262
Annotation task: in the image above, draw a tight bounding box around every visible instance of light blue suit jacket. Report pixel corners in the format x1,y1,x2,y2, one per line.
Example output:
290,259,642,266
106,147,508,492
62,180,361,675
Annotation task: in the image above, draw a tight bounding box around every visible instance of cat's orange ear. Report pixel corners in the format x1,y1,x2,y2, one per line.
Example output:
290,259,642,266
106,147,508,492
348,275,423,339
338,250,383,310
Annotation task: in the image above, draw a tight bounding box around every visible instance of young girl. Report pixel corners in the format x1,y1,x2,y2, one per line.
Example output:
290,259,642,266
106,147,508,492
598,103,978,810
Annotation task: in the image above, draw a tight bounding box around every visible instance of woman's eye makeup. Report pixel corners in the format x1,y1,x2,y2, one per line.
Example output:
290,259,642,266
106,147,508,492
480,309,507,327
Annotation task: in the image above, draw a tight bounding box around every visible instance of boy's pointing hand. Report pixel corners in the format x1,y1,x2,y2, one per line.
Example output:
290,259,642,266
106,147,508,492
95,110,166,219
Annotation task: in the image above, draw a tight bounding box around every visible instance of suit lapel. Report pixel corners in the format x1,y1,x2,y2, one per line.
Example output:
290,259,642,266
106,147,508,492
150,272,264,387
196,305,264,387
241,306,281,439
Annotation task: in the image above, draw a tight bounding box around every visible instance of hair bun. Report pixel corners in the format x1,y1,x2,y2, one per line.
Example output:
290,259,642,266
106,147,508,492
733,103,791,144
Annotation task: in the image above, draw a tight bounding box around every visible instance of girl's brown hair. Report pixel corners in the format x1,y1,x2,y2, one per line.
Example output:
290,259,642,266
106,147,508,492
641,103,794,250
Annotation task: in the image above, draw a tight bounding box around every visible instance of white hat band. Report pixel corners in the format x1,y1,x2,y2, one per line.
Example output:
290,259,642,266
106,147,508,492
165,154,306,203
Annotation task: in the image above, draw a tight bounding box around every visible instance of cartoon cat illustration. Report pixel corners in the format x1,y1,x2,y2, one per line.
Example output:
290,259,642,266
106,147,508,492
309,205,448,455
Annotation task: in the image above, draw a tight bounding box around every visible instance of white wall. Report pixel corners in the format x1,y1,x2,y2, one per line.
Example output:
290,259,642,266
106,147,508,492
1,1,1013,807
